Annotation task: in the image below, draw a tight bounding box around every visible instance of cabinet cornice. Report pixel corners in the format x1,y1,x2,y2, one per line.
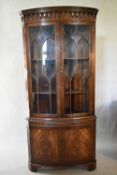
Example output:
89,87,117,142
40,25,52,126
21,6,98,23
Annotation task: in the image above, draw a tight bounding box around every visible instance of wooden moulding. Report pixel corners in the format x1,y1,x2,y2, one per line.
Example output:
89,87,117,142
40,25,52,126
21,6,98,24
28,161,96,172
28,116,96,128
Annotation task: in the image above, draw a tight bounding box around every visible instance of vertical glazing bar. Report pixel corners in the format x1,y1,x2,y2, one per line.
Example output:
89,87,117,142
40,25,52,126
55,24,62,114
36,79,39,113
85,78,88,112
49,80,52,113
69,80,72,113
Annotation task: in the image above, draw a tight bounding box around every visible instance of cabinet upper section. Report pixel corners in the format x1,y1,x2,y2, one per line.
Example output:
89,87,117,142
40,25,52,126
21,6,98,116
21,6,98,24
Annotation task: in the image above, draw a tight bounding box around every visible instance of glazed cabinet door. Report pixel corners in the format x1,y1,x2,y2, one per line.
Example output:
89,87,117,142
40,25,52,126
27,23,94,116
60,24,94,115
28,25,59,115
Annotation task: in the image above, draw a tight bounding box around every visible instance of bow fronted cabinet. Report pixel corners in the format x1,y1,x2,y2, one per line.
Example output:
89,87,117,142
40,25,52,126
21,6,98,172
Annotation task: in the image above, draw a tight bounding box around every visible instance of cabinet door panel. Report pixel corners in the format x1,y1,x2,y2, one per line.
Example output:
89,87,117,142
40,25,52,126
78,127,94,162
61,126,94,164
61,129,79,163
30,127,59,165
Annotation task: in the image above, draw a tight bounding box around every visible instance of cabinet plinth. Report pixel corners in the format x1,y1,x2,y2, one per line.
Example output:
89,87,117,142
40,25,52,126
21,6,98,172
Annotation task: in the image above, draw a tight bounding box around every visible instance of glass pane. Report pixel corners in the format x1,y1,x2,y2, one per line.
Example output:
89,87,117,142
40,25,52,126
64,39,76,58
29,26,57,114
63,25,90,114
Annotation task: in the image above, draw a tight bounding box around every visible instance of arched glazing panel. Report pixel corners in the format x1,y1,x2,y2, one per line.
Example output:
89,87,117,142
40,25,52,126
30,26,55,60
77,38,89,60
64,38,76,58
42,38,55,60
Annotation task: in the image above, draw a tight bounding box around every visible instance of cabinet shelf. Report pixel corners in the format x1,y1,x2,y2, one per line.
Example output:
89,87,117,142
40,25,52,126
31,58,55,61
33,91,56,95
33,91,87,95
64,58,89,60
65,90,87,94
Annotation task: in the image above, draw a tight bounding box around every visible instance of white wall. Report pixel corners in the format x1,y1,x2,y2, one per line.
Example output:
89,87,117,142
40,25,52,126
0,0,117,154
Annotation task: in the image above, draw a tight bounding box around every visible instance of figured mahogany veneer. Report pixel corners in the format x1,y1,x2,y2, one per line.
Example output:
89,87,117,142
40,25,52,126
21,6,98,172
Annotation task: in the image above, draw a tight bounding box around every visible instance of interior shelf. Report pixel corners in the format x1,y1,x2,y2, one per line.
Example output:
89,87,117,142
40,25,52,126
65,90,87,94
32,91,56,95
31,58,55,61
64,58,89,60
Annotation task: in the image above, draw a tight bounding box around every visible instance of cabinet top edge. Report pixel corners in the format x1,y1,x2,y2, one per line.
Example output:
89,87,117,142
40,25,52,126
21,6,98,16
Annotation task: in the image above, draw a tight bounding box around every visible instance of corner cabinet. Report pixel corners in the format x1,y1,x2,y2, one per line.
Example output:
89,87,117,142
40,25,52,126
21,6,98,172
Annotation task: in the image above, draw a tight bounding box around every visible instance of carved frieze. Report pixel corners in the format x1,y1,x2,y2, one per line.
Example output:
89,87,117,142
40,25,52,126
21,6,98,24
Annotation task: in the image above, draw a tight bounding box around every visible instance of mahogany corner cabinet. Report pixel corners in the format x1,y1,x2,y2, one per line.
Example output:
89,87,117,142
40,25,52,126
21,6,98,172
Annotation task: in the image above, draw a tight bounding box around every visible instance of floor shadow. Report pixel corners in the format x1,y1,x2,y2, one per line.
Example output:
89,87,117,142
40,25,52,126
97,149,117,160
96,100,117,160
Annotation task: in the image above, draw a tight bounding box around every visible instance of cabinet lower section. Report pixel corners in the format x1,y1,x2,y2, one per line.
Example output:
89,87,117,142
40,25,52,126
28,116,96,172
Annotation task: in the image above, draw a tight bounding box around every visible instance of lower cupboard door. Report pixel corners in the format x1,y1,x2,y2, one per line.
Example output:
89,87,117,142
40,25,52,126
30,127,59,165
61,127,95,164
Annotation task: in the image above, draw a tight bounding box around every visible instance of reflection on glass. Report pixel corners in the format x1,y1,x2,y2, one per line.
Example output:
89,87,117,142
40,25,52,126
29,25,56,114
64,25,90,113
77,38,89,59
42,39,47,74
